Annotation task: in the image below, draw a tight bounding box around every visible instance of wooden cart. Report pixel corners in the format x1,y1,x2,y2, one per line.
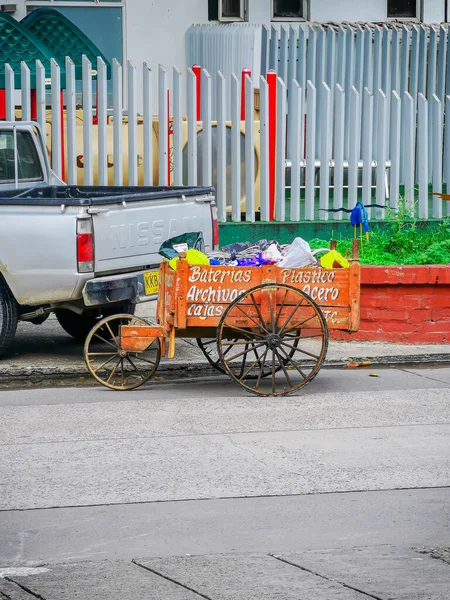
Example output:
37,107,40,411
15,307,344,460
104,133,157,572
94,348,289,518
84,241,360,396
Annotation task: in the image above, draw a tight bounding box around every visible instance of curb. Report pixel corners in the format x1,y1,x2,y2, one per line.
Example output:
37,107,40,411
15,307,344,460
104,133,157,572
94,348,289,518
0,353,449,387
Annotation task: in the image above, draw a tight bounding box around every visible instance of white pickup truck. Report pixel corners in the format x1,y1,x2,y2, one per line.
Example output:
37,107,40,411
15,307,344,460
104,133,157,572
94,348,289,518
0,121,217,356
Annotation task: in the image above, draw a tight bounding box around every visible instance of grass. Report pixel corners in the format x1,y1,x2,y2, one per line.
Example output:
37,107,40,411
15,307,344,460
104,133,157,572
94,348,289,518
308,201,450,265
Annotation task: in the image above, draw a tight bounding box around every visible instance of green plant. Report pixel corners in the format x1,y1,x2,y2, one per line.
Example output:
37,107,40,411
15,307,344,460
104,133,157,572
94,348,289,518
309,198,450,265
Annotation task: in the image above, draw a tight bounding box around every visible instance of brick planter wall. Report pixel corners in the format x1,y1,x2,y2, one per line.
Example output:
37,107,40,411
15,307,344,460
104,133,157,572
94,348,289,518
332,265,450,344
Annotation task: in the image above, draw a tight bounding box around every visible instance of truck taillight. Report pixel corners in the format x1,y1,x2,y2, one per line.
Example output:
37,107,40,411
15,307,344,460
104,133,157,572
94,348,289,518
211,205,219,249
77,218,94,273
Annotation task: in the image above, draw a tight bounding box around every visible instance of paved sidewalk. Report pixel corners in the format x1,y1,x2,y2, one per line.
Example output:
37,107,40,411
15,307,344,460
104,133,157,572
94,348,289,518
1,301,449,385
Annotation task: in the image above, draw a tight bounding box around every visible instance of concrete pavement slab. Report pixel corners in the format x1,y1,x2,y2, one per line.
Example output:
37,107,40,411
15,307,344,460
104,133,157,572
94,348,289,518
1,373,450,442
135,553,364,599
1,488,449,567
276,545,450,600
0,578,35,599
8,560,199,600
2,422,450,510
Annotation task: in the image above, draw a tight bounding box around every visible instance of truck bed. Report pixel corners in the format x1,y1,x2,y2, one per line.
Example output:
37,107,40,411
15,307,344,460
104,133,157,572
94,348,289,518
0,185,215,206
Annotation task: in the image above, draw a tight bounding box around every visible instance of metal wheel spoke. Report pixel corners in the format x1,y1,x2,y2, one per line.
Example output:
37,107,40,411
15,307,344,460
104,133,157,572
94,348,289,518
93,333,118,350
125,355,138,371
223,323,265,339
280,340,320,360
275,288,289,331
283,332,324,341
254,347,269,389
91,354,117,373
233,303,269,334
250,293,270,334
88,352,118,357
238,352,263,381
283,315,320,334
131,354,156,366
251,344,266,371
107,359,122,383
278,345,308,379
225,341,266,363
268,289,276,333
271,350,276,393
278,298,307,335
220,339,255,347
120,359,125,387
105,322,120,347
275,349,294,388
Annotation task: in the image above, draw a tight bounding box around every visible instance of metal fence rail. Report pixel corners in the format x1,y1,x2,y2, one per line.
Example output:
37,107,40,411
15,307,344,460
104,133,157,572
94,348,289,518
1,57,449,222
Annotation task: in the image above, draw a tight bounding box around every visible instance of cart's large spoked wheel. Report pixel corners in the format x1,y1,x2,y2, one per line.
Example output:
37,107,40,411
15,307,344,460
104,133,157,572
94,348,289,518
84,314,161,391
196,338,228,374
197,337,299,378
217,284,328,396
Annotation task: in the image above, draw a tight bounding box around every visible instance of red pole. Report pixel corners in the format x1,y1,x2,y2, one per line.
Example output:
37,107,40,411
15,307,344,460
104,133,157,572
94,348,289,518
0,90,5,120
60,89,66,182
267,69,277,221
241,67,251,121
30,89,37,121
192,64,201,120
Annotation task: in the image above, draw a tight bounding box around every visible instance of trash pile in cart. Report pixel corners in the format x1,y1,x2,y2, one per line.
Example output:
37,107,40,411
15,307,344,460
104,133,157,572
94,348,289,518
159,233,350,270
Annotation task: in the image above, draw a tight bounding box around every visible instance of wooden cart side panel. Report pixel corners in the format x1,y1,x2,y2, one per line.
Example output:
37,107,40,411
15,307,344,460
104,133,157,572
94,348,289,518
163,262,360,332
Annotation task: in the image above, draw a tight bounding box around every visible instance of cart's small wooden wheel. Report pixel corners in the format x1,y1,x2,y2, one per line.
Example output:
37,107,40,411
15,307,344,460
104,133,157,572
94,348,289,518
217,284,328,397
84,314,161,391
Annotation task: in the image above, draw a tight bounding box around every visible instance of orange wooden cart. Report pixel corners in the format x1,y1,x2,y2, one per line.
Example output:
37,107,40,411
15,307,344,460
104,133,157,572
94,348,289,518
84,241,360,396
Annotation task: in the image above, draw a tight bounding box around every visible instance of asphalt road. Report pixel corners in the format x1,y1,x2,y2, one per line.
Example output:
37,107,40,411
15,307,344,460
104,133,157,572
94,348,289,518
1,366,450,599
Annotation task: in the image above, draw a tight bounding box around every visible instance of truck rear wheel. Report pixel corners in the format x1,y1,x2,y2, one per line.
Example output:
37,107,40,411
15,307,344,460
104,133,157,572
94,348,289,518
0,280,19,357
55,303,136,342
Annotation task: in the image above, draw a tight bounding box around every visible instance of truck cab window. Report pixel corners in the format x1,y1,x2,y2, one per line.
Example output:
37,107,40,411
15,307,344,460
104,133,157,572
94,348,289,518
0,131,43,183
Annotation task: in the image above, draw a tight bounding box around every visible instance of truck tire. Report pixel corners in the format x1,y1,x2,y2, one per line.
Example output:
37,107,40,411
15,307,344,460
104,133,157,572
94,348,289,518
55,303,136,342
0,280,19,357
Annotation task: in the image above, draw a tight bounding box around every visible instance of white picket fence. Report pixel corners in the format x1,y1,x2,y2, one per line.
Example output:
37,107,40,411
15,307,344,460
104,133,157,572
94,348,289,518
1,56,449,222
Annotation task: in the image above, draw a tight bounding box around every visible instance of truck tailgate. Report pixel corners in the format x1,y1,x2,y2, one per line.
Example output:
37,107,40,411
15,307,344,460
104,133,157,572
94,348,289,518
92,192,215,274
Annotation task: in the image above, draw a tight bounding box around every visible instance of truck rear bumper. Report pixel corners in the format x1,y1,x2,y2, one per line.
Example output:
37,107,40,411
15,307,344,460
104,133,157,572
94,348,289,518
82,270,157,307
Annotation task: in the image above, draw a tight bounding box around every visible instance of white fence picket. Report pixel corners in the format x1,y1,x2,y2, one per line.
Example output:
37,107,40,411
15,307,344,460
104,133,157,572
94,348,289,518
362,88,374,218
333,84,345,219
417,93,428,218
158,65,168,186
65,57,77,185
143,64,153,186
21,62,31,122
305,80,316,221
432,95,443,219
319,82,331,219
245,73,255,222
216,71,227,223
201,69,212,187
259,75,270,222
186,67,197,187
35,61,46,134
5,64,14,122
128,61,138,186
51,59,62,180
275,77,286,222
97,58,108,186
389,92,401,210
112,59,123,186
230,73,241,222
